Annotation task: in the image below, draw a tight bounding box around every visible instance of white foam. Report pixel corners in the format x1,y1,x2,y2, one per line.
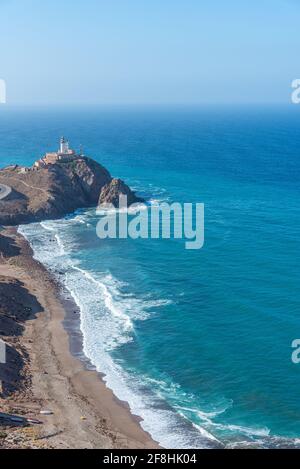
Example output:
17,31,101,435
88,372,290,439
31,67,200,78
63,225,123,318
18,218,223,448
174,402,270,439
17,202,300,449
96,202,148,216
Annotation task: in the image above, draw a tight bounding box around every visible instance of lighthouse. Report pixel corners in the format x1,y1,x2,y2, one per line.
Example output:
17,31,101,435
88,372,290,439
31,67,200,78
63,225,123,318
34,136,78,168
59,136,70,155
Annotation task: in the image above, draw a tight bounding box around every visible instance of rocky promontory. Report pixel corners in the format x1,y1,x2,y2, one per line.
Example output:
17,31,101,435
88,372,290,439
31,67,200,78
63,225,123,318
0,157,143,226
99,178,144,208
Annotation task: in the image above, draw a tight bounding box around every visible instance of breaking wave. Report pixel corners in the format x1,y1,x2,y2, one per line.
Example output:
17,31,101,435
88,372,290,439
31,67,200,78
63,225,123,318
18,210,300,449
18,214,220,448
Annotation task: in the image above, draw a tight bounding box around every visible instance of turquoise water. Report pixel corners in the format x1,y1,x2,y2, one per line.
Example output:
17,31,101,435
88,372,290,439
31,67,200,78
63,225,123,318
1,106,300,448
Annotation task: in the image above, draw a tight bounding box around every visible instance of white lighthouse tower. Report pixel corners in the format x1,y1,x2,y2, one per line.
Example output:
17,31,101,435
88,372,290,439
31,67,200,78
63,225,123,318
33,136,78,168
59,136,69,155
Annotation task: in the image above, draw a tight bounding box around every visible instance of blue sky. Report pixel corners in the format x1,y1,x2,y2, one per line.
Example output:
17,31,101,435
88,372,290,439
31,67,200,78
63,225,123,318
0,0,299,106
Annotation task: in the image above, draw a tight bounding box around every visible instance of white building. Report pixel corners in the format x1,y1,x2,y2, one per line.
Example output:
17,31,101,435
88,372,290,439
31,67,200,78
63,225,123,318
58,136,75,158
59,136,69,154
34,137,79,168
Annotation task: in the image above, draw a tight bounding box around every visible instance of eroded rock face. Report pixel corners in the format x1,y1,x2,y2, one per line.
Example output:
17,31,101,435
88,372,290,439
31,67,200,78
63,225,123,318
99,178,144,208
70,157,111,204
0,157,141,225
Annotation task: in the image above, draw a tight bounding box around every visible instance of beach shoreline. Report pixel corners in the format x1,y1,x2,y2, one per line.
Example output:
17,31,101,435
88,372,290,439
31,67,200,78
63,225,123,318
0,226,158,449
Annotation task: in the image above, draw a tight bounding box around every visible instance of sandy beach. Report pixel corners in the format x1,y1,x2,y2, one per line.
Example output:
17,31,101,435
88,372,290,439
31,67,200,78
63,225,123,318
0,226,158,449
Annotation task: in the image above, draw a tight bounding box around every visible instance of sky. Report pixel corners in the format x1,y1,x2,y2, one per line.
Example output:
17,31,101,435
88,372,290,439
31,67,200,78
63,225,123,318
0,0,299,106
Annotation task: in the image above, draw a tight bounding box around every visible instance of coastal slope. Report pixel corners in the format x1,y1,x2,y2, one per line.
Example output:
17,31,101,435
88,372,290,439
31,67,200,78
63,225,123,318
0,157,142,225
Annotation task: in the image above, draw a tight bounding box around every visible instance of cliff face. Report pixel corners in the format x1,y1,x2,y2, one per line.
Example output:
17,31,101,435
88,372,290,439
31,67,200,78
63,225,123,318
0,157,142,225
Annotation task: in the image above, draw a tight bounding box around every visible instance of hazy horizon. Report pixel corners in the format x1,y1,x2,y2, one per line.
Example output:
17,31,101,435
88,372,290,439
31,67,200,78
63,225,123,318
0,0,299,106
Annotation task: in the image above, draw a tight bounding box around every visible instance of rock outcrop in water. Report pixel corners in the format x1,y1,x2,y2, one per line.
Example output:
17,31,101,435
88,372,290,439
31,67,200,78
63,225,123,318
0,157,143,226
99,178,144,208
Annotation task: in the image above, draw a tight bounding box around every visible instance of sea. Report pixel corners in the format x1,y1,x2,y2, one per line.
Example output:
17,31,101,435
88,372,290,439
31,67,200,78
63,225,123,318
1,105,300,448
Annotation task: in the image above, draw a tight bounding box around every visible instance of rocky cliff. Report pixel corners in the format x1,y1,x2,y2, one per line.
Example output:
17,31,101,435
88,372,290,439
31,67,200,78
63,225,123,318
99,178,144,207
0,157,142,226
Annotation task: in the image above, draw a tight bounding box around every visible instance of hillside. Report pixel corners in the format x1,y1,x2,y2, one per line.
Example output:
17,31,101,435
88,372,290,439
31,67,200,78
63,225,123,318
0,157,142,225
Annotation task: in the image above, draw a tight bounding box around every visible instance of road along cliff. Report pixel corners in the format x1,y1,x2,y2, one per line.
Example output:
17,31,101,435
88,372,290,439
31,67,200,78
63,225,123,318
0,184,12,201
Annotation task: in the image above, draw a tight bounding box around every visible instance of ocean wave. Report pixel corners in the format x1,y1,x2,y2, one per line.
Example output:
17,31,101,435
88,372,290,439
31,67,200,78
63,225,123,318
175,402,270,439
19,215,278,449
18,216,222,448
225,434,300,449
125,179,170,204
17,219,265,448
72,265,134,337
176,404,230,422
96,202,148,216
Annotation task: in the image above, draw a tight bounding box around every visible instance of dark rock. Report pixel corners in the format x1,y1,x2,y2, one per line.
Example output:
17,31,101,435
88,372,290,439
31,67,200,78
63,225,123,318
98,178,144,208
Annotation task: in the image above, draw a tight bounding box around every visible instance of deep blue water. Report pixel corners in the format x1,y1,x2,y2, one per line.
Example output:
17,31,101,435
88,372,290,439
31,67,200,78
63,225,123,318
1,106,300,448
